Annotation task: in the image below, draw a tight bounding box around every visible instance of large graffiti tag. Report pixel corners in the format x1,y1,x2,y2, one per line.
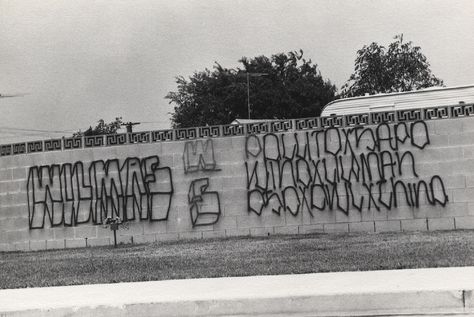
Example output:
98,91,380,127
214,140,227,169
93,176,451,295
245,120,448,217
183,139,222,227
27,156,173,229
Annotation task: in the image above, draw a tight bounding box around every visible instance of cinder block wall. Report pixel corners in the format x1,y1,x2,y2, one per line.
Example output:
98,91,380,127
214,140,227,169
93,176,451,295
1,113,473,251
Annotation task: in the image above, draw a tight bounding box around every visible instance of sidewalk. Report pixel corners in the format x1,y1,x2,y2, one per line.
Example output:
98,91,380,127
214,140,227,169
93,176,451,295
1,267,473,316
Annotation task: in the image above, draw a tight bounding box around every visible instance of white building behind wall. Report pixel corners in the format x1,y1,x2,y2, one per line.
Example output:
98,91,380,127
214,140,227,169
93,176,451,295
321,84,474,116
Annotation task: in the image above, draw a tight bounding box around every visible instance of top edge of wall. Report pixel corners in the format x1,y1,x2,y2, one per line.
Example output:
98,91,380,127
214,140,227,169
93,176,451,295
1,103,473,157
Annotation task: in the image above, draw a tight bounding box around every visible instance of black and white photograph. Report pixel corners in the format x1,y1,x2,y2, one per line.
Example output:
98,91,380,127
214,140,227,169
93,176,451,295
1,1,473,316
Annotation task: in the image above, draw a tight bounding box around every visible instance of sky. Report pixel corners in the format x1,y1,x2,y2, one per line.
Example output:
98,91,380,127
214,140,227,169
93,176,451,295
1,0,473,142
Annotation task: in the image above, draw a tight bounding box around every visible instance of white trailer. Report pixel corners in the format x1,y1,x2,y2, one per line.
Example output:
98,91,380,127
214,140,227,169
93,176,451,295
321,84,474,116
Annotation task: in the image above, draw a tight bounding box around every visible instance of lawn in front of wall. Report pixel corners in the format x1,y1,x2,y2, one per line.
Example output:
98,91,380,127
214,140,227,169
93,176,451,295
1,230,473,289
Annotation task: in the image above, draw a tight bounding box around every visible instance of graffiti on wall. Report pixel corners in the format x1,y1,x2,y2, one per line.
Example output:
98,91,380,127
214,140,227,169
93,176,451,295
27,156,173,229
245,120,448,216
26,121,449,230
183,139,220,173
183,139,221,226
188,178,221,226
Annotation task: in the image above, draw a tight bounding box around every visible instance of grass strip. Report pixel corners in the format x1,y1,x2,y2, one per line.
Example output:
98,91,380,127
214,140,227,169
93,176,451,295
1,230,473,289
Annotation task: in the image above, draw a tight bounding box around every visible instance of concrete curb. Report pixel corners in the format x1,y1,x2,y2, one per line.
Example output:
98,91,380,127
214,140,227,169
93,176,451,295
1,267,473,316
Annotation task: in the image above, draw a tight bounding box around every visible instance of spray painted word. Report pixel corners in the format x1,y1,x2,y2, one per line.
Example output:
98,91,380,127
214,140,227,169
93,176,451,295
245,120,448,217
27,156,173,229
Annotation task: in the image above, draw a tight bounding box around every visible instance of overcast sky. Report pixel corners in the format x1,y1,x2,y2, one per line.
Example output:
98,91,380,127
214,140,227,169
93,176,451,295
1,0,473,142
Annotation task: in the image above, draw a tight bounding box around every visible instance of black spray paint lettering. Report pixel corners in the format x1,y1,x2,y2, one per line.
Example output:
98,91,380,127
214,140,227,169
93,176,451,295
245,120,448,217
188,178,221,227
27,156,173,229
183,139,222,227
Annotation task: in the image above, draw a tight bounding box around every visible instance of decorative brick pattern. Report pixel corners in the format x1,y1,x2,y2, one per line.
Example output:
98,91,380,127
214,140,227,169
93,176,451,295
44,139,62,151
84,135,104,148
27,141,43,153
106,133,127,146
0,104,471,156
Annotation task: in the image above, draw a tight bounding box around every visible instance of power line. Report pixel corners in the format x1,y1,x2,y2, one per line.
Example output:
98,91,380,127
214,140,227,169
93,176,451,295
0,92,29,98
0,126,75,134
135,121,169,124
0,132,65,137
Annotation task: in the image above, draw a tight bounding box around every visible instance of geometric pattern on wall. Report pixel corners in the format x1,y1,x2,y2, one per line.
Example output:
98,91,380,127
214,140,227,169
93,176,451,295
345,113,369,126
84,135,104,148
44,139,62,151
247,122,269,134
424,106,450,120
270,120,293,133
12,142,26,155
370,111,396,124
320,115,344,128
63,137,82,149
151,130,174,142
295,117,320,130
198,126,220,138
397,109,422,122
27,141,43,153
0,103,472,156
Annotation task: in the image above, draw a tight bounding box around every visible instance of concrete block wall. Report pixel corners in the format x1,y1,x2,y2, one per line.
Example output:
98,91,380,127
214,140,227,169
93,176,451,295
1,115,474,251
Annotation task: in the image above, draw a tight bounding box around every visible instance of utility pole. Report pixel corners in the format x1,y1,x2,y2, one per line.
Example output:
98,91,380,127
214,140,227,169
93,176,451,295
238,73,268,119
121,122,140,133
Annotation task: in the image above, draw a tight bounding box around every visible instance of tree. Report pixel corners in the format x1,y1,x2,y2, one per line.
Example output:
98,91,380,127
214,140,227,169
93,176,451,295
73,117,123,137
341,34,443,98
166,50,336,128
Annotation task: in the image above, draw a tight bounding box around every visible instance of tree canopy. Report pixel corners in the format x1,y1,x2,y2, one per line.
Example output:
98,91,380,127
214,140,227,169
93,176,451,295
73,117,123,137
166,50,336,128
341,34,444,98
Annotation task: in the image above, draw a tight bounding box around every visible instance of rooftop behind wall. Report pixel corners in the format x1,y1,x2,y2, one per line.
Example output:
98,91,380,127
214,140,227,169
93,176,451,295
1,103,474,251
321,84,474,116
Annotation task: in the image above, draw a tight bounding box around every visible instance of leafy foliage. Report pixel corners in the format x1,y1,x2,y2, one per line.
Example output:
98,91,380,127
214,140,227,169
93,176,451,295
73,117,123,137
167,50,336,128
341,34,444,98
